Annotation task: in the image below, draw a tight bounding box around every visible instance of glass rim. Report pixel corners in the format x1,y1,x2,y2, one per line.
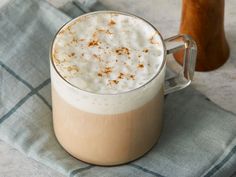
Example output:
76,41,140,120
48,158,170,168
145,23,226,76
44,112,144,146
50,10,167,96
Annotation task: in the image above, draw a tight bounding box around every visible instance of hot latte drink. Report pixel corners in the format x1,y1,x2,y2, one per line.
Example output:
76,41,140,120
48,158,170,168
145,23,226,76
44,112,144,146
51,11,165,165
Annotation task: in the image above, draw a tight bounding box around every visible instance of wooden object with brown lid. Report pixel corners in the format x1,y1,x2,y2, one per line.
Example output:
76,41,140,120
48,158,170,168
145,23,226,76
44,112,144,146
174,0,230,71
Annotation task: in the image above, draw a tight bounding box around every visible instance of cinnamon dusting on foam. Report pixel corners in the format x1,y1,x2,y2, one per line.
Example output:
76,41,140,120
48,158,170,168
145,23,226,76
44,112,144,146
117,72,124,79
115,47,130,55
93,54,102,61
103,66,113,75
88,40,100,47
52,13,163,94
67,65,79,72
108,19,116,26
150,33,160,45
138,64,144,68
108,79,119,85
97,28,113,35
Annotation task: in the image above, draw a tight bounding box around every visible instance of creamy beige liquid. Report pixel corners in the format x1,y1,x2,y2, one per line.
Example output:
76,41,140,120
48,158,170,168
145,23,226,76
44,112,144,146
52,86,163,165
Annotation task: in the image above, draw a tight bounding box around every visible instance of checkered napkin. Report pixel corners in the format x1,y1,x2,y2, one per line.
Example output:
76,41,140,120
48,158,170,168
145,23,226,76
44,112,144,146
0,0,236,176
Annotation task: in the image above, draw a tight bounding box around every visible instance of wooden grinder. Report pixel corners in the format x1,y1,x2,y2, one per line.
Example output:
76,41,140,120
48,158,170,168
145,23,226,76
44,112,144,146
174,0,230,71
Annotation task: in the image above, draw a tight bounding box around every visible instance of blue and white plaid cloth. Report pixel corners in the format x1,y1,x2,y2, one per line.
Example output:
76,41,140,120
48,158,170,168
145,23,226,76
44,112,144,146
0,0,236,176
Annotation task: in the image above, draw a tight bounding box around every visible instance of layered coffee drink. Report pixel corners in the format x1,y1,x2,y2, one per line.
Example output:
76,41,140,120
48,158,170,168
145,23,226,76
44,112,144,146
51,11,165,165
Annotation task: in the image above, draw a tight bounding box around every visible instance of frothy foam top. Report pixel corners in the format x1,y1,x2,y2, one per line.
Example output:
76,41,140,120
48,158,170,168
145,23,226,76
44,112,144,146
52,12,163,94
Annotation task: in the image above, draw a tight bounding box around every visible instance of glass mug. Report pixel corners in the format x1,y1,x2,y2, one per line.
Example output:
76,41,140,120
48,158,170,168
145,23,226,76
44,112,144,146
50,11,197,166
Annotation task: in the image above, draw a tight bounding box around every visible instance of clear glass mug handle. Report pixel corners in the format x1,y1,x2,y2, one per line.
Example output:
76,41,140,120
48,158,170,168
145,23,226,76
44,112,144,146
164,34,197,95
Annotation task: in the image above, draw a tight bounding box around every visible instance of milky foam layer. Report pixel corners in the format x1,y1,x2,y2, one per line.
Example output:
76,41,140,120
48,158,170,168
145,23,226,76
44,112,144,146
52,12,164,94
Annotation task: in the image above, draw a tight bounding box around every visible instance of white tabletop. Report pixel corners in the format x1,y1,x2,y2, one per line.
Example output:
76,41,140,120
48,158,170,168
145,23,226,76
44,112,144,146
0,0,235,176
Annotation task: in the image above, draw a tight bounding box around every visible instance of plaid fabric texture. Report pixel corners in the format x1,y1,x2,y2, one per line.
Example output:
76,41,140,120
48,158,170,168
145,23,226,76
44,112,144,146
0,0,236,176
